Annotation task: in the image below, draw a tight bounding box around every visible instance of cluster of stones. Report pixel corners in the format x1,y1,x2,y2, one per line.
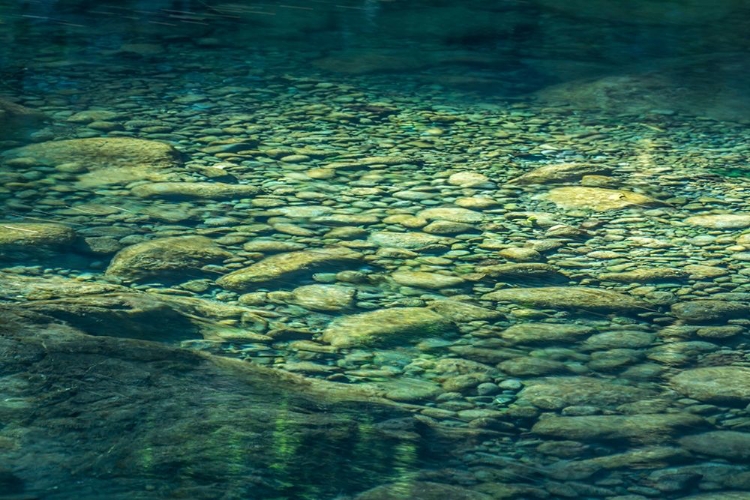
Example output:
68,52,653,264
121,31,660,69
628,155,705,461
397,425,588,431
1,36,750,499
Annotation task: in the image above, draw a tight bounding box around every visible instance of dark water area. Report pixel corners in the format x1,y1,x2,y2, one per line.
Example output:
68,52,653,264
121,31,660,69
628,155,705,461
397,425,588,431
1,1,750,499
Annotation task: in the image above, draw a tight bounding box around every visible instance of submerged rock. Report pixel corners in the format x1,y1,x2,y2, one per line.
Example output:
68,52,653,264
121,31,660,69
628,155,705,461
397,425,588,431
105,235,232,282
391,270,465,289
599,268,688,283
483,286,650,313
518,376,659,410
0,309,424,499
671,300,750,323
0,137,182,187
0,97,47,138
355,481,491,500
131,182,259,199
0,223,77,258
321,307,455,348
680,431,750,461
671,367,750,403
510,163,611,185
369,231,455,250
685,214,750,229
290,284,355,312
476,263,568,283
532,414,705,443
500,323,594,344
217,247,363,291
541,187,662,211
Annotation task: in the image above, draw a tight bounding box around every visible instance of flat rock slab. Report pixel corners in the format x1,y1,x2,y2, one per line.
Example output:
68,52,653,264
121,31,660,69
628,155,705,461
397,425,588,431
671,366,750,403
541,187,661,211
532,414,705,443
105,235,232,282
483,286,650,313
131,182,259,199
321,307,455,348
518,376,659,410
217,247,363,291
1,137,182,187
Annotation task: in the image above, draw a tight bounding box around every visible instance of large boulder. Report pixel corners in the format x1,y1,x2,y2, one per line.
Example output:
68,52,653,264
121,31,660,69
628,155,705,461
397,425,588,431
321,307,455,348
105,235,232,283
0,308,424,499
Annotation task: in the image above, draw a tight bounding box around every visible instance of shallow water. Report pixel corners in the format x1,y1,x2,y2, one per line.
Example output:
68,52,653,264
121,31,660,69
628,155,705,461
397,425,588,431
1,1,750,499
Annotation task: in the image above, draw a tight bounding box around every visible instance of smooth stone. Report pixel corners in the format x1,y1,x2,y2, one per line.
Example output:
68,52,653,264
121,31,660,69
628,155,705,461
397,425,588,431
131,182,259,200
518,376,658,410
679,494,750,500
671,300,750,323
532,414,705,443
1,137,182,187
290,284,355,312
684,265,729,279
541,187,661,211
680,431,750,461
671,367,750,403
454,197,500,209
418,207,484,223
500,323,594,344
217,247,363,291
686,215,750,229
105,236,231,282
321,307,454,348
369,232,454,250
510,163,611,185
391,271,465,289
0,223,77,254
483,287,650,313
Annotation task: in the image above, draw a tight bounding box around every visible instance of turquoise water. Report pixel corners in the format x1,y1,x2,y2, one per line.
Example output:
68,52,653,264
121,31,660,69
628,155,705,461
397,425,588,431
1,1,750,499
